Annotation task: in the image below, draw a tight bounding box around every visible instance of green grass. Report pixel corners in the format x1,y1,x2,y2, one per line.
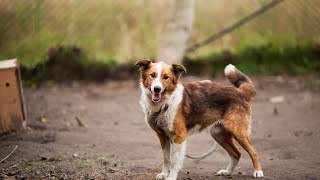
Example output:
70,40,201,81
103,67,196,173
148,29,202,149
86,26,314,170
20,45,121,82
15,40,319,83
185,41,320,75
0,1,319,81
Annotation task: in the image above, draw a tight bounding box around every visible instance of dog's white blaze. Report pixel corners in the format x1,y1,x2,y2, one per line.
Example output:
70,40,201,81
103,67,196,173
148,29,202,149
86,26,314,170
151,62,163,92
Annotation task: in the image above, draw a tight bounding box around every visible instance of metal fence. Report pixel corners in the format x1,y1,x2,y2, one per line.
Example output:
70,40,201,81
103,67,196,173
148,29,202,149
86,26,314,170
0,0,319,63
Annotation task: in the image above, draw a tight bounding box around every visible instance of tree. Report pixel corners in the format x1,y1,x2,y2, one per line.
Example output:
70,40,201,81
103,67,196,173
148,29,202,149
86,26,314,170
156,0,195,64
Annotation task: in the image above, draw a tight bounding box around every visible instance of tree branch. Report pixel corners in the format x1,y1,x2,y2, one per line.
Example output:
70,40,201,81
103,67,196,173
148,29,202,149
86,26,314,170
186,0,284,53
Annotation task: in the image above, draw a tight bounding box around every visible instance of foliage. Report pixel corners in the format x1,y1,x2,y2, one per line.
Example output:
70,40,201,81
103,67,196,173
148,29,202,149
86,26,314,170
20,45,122,82
185,41,320,75
0,1,319,82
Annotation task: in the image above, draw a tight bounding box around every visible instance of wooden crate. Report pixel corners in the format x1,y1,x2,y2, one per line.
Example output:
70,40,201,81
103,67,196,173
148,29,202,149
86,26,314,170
0,59,26,134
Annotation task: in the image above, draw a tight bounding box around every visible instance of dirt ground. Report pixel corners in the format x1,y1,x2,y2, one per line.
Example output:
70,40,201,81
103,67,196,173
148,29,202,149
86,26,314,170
1,74,320,180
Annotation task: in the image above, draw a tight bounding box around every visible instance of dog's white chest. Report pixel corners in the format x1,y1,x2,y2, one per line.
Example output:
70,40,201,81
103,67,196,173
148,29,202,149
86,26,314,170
139,84,184,133
146,105,170,133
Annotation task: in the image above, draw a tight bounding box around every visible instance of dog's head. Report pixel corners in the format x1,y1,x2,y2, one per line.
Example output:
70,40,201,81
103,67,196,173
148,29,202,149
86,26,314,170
136,59,186,103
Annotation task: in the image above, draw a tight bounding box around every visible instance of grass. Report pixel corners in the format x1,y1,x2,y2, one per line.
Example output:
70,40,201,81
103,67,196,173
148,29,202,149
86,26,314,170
185,40,320,75
0,0,169,66
0,1,319,81
16,40,320,83
186,32,320,75
75,160,96,170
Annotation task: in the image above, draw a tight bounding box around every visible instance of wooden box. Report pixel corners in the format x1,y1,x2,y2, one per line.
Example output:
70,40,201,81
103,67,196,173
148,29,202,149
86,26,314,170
0,59,26,134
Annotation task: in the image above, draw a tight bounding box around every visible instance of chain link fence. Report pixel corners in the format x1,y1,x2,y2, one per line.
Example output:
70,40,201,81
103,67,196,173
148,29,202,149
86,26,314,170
0,0,319,66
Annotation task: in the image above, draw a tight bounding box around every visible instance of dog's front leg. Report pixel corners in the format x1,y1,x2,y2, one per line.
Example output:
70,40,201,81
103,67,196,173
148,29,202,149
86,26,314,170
156,133,170,180
167,141,187,180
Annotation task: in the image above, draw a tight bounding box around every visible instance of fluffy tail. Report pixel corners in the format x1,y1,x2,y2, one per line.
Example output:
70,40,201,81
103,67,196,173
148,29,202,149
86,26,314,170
224,64,256,100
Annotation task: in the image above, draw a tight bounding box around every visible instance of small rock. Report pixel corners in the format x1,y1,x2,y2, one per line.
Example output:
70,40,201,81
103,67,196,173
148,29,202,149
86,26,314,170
41,156,49,161
108,167,117,173
61,110,67,115
273,107,278,115
269,158,274,160
39,116,48,123
270,96,284,103
78,105,86,111
60,174,67,180
8,170,20,176
238,172,243,175
64,122,71,127
75,116,86,127
19,175,26,179
72,153,79,158
267,134,272,138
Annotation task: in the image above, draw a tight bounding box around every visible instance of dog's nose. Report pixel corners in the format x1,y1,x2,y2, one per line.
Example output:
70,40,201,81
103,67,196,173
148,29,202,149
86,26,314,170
154,86,161,93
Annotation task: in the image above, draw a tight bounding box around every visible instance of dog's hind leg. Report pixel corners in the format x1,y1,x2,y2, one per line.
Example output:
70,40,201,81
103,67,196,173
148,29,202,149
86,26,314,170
211,124,241,176
224,111,263,178
232,131,263,177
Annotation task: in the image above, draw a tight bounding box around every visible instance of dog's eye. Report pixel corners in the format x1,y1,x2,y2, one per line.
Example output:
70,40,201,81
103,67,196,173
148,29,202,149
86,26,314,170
150,73,156,78
163,75,169,80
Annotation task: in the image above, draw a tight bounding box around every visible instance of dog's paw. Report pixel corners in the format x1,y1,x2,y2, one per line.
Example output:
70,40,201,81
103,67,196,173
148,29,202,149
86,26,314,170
253,170,264,178
156,172,169,180
216,169,232,176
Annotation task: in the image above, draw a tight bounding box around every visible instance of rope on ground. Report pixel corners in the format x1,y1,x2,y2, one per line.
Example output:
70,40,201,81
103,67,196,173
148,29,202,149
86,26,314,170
0,145,18,163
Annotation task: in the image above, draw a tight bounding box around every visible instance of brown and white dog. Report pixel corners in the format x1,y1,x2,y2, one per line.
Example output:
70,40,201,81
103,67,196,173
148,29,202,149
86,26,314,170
136,60,263,180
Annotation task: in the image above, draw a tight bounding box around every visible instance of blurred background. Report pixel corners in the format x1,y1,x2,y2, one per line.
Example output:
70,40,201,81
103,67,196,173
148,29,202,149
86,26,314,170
1,0,319,81
1,1,320,179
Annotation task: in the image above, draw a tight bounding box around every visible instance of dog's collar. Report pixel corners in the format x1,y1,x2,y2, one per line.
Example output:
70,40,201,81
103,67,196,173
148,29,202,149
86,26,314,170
155,104,169,114
163,104,169,112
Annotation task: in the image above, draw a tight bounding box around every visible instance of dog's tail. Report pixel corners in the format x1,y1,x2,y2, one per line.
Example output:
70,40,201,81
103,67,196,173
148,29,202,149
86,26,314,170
185,141,218,161
224,64,256,101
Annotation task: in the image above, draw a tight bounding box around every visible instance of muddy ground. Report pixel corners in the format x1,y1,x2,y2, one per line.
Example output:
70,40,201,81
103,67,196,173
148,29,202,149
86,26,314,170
0,74,320,180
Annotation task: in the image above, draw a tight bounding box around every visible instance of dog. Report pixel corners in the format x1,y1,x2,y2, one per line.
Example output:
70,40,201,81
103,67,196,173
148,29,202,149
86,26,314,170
136,60,263,180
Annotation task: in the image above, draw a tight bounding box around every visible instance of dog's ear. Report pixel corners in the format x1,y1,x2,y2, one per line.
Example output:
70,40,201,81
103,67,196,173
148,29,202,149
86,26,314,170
171,64,187,77
135,59,152,71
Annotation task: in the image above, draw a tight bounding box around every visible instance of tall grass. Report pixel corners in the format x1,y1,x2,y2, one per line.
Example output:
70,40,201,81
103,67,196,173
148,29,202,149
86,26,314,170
0,0,319,71
0,0,173,67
